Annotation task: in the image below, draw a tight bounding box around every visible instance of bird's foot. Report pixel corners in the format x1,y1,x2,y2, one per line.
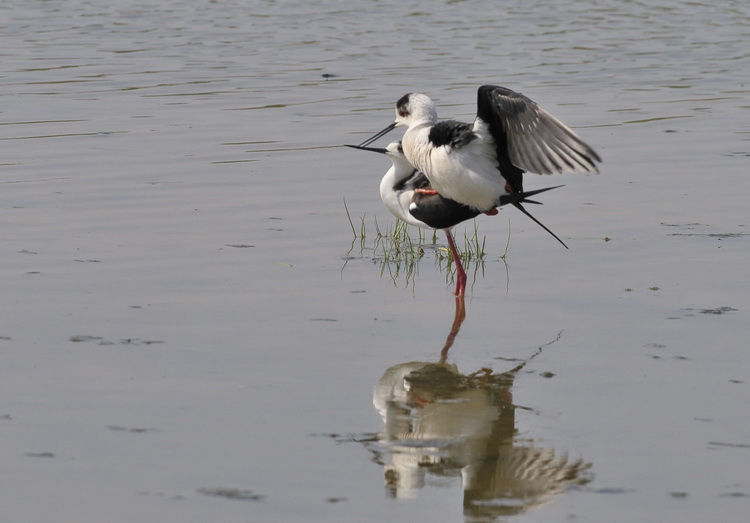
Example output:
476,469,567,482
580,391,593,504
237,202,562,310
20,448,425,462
415,188,439,195
469,367,493,378
484,208,499,216
468,367,493,387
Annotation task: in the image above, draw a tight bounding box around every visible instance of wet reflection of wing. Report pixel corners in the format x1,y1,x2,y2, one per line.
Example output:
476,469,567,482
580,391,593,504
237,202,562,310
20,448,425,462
373,361,592,508
463,446,592,518
369,298,592,511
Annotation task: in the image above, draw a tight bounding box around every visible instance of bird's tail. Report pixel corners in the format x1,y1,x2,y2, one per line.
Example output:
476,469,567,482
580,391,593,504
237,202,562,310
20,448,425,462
495,185,563,207
496,186,569,249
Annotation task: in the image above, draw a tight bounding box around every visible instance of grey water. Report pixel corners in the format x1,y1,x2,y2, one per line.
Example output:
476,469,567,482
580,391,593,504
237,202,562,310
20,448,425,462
2,0,749,521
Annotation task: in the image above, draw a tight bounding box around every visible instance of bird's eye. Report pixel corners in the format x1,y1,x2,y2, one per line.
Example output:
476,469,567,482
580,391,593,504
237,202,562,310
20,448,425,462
398,110,407,117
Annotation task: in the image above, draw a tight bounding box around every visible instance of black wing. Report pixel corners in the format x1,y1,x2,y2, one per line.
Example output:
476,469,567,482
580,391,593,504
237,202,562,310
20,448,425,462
476,85,601,189
476,85,526,193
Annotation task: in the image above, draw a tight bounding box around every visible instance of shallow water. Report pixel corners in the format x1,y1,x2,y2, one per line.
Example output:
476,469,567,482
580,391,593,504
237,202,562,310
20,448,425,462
2,0,750,521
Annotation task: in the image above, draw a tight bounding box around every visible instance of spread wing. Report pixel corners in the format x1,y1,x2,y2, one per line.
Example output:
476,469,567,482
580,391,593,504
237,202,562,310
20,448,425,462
476,85,601,177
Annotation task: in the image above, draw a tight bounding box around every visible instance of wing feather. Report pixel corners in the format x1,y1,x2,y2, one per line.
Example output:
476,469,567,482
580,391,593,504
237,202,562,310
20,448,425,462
477,85,601,176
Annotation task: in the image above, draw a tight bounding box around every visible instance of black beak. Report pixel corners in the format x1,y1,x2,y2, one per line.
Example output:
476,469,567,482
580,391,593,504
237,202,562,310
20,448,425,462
497,185,569,249
358,122,397,147
344,144,388,154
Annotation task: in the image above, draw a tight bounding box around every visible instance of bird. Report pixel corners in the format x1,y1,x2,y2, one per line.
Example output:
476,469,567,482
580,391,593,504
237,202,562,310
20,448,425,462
358,85,601,218
346,141,566,295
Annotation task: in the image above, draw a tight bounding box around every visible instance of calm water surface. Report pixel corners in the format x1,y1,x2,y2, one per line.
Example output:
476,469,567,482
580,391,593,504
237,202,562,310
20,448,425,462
2,0,749,521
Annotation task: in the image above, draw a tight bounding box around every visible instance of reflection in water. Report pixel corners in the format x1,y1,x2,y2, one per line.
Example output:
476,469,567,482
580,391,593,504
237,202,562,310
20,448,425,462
365,298,592,519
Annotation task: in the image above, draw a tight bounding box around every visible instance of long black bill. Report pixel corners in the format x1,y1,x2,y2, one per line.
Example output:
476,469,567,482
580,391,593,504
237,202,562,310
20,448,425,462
357,122,397,147
344,144,387,154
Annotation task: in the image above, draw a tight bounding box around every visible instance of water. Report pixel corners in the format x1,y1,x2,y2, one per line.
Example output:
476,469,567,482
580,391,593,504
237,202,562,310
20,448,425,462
2,0,749,521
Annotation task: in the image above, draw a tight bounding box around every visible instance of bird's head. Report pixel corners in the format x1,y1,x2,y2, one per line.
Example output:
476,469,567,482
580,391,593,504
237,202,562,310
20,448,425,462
383,141,413,171
356,93,438,148
395,93,437,128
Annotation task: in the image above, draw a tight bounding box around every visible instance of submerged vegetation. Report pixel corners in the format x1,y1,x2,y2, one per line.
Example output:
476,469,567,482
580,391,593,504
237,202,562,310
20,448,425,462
343,199,511,291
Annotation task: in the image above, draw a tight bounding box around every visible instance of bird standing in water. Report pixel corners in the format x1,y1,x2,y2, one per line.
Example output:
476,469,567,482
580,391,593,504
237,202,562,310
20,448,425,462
359,85,601,215
347,141,565,295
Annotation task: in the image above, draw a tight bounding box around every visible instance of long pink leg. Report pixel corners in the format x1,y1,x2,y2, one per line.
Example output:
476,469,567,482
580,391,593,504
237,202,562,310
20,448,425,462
439,296,466,363
444,231,466,296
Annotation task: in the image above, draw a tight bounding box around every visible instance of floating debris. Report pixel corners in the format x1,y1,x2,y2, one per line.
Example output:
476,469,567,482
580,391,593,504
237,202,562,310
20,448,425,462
70,335,104,343
707,441,750,449
678,307,738,317
69,335,164,346
197,488,264,501
107,425,159,433
25,452,55,458
698,307,738,315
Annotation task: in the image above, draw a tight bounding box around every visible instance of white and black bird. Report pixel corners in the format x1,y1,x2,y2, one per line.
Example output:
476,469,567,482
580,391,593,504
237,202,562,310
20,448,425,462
359,85,601,221
346,141,565,295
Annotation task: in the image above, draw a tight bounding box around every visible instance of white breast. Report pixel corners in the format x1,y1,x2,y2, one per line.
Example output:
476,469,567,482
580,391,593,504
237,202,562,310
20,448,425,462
403,126,505,212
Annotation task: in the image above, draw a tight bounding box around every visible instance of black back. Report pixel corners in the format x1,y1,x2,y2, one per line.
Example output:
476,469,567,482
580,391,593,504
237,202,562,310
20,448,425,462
427,120,476,149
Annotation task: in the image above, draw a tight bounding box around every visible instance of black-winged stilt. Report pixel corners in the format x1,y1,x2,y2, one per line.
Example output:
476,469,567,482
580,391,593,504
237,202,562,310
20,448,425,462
346,141,565,295
358,85,601,217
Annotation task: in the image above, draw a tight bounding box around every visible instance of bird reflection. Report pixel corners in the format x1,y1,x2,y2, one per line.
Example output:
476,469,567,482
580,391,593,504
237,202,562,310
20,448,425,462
366,297,592,519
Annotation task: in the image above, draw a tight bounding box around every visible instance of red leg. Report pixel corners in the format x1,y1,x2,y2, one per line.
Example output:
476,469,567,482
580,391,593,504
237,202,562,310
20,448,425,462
439,296,467,363
444,230,466,296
